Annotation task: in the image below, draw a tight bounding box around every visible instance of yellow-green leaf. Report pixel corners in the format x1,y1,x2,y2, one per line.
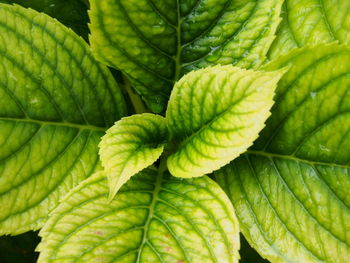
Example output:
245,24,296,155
0,4,126,235
37,170,240,263
216,43,350,263
166,65,285,178
99,113,168,200
268,0,350,58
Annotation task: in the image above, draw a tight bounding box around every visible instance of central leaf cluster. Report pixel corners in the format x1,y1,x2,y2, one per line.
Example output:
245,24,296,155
99,65,285,200
0,0,349,262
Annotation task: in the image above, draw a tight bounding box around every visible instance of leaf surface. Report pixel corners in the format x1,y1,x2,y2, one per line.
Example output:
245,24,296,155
99,113,168,200
268,0,350,58
0,4,126,235
0,0,90,39
89,0,284,112
216,44,350,263
166,65,285,178
37,170,240,263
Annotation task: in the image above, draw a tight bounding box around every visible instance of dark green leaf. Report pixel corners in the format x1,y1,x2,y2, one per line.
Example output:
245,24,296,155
89,0,284,112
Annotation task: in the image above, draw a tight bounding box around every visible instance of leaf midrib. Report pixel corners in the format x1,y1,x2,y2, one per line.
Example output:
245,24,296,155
174,88,256,151
244,155,327,261
0,117,106,132
247,150,350,169
135,165,163,263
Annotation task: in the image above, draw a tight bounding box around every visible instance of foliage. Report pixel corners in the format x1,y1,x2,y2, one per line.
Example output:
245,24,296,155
0,0,90,39
0,0,349,262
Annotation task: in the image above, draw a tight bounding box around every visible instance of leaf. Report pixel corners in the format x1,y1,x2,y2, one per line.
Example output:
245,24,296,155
216,43,350,262
166,65,285,178
99,113,168,201
0,0,90,39
37,169,240,263
268,0,350,59
89,0,284,112
0,4,126,235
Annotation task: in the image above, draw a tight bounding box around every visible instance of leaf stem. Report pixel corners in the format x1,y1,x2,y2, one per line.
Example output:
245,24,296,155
122,75,148,114
157,154,169,175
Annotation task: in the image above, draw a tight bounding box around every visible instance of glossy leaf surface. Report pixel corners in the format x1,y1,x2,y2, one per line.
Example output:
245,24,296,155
268,0,350,58
89,0,284,112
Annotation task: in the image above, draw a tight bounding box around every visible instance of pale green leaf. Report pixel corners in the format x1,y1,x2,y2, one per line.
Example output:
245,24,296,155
37,169,240,263
99,113,168,201
89,0,284,112
268,0,350,59
166,65,285,178
0,4,126,235
216,43,350,263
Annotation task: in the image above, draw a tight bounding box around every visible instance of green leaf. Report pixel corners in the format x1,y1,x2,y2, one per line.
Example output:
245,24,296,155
216,43,350,262
268,0,350,59
99,113,168,200
0,4,126,235
89,0,284,112
166,65,285,178
37,169,240,263
0,0,90,39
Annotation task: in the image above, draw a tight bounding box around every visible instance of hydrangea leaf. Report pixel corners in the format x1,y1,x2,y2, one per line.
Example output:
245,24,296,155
99,113,168,201
89,0,284,112
166,65,285,178
216,43,350,263
0,0,90,39
268,0,350,59
37,169,240,263
0,4,126,235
